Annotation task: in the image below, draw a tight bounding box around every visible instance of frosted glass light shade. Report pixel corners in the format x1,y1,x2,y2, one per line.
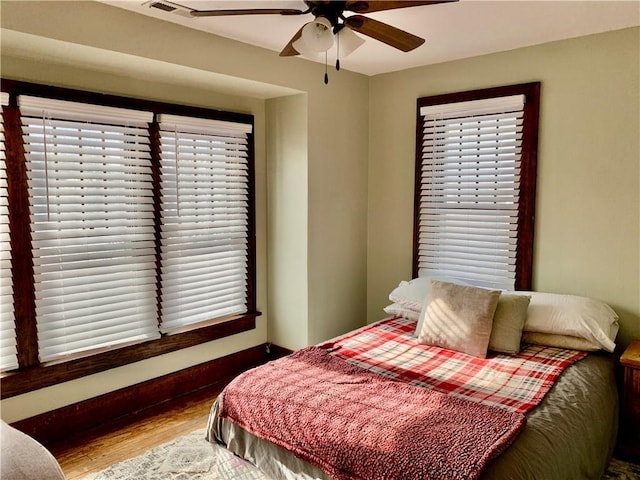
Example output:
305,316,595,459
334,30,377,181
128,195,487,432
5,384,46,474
338,27,365,58
292,37,323,60
300,16,334,52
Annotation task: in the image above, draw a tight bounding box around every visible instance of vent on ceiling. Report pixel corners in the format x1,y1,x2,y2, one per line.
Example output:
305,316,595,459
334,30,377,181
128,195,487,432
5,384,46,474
143,1,193,18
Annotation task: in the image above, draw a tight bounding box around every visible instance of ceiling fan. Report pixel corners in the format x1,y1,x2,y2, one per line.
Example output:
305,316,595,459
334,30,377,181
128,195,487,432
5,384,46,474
189,1,458,82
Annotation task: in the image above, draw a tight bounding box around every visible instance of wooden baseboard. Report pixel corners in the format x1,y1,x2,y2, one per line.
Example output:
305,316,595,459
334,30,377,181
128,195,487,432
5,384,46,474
267,343,294,358
12,344,274,446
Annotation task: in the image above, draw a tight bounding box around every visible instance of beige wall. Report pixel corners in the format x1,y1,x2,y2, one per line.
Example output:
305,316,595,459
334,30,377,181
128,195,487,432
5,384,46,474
306,82,370,344
266,93,309,350
367,27,640,350
0,0,370,421
265,86,370,349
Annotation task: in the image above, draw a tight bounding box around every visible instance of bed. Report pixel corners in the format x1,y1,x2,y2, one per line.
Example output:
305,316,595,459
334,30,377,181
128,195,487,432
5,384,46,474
206,280,620,480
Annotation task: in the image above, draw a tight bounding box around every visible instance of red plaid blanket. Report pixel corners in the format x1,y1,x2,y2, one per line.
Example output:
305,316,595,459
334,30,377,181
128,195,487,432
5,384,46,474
219,346,526,480
320,316,588,414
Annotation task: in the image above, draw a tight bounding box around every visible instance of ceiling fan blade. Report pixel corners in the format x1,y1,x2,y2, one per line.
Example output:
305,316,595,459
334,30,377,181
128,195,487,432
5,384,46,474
279,26,305,57
191,8,306,17
345,0,457,14
344,15,425,52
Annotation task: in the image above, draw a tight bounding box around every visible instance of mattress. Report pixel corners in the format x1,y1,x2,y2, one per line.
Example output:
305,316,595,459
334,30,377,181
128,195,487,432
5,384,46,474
206,318,618,480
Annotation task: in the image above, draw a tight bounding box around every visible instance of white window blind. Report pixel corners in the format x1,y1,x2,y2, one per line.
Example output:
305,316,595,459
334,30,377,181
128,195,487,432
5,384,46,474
417,94,525,290
0,92,18,371
158,114,252,332
19,96,159,362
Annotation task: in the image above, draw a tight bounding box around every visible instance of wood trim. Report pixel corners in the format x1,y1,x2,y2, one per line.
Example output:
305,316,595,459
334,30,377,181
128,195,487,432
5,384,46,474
246,130,257,313
4,102,39,368
11,343,270,446
1,314,258,398
149,119,163,325
515,82,540,291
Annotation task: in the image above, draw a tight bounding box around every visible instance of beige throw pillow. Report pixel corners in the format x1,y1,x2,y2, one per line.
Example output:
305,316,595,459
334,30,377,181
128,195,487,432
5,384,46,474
488,294,531,355
417,281,501,358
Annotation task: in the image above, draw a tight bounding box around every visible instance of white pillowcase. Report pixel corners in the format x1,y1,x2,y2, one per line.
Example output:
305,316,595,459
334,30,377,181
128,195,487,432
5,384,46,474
388,276,433,312
383,303,420,322
520,291,619,352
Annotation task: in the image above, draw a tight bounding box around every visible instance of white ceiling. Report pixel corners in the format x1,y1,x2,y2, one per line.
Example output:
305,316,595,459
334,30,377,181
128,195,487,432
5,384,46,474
100,0,640,76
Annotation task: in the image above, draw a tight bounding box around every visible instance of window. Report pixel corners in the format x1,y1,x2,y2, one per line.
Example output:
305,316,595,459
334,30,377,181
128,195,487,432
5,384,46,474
158,114,252,332
20,96,159,361
414,83,540,290
0,81,257,396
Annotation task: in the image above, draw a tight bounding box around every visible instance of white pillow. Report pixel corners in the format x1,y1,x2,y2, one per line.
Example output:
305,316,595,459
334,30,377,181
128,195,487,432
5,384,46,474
383,303,420,322
520,291,618,352
388,276,433,312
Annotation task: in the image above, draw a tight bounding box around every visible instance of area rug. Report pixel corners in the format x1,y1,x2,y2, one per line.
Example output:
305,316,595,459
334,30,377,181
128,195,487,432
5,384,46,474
601,458,640,480
82,428,640,480
82,429,268,480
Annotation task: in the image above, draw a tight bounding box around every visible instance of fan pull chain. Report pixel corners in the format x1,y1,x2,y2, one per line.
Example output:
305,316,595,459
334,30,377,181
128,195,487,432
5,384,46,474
324,51,329,84
336,32,341,71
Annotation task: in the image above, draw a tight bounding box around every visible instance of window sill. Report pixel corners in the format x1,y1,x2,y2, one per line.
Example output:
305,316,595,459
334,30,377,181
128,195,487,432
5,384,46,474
0,312,259,399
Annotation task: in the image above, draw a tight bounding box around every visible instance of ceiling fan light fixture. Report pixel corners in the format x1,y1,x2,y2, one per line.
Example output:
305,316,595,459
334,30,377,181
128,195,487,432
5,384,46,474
300,16,334,52
292,37,323,60
337,27,365,58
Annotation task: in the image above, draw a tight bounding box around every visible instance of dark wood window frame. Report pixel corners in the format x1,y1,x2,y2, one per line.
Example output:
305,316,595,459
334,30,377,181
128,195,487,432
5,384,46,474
0,80,259,398
413,82,541,290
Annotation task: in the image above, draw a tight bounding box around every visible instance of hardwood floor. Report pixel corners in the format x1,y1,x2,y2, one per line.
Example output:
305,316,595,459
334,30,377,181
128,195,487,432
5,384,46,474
43,381,640,480
47,384,223,480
